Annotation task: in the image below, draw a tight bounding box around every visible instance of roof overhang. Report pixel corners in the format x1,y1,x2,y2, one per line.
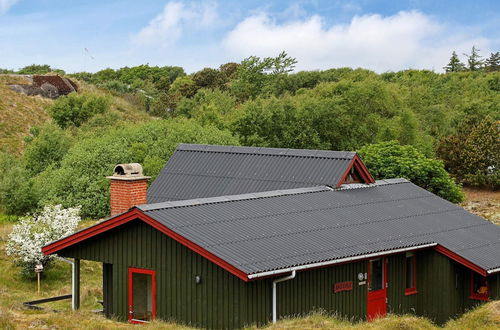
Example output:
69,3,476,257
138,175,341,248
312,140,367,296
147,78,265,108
42,208,250,282
248,243,438,279
43,208,494,281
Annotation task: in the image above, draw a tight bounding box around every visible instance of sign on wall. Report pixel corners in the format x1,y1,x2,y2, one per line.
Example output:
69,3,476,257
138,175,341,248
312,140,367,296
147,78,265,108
333,281,353,293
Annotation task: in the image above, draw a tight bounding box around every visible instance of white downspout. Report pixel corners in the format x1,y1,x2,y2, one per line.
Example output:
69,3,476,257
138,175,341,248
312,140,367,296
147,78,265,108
58,257,76,310
272,270,296,324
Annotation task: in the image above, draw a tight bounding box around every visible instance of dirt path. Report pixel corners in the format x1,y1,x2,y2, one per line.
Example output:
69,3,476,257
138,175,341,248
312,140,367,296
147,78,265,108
461,188,499,225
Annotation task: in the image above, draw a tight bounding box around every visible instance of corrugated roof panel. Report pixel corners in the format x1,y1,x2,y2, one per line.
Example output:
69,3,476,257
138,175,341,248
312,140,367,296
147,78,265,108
148,144,356,203
143,179,500,274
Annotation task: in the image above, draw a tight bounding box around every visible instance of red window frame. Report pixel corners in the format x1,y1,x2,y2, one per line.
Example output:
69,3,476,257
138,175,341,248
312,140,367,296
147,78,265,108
469,271,489,301
404,253,417,296
128,267,157,324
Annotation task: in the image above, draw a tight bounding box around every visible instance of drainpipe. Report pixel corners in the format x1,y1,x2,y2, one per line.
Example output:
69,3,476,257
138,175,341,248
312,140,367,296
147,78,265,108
58,257,79,310
272,270,296,324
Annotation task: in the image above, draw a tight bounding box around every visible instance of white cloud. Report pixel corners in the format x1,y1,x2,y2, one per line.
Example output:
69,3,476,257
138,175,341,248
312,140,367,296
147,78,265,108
0,0,18,14
132,1,217,46
223,10,491,72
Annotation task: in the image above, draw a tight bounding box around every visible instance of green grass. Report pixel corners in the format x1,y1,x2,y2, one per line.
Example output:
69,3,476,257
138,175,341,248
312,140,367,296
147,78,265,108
0,221,498,329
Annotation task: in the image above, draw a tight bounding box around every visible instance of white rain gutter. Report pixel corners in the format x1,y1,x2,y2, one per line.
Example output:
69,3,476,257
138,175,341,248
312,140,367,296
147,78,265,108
249,243,438,280
487,267,500,274
58,257,78,310
272,270,296,324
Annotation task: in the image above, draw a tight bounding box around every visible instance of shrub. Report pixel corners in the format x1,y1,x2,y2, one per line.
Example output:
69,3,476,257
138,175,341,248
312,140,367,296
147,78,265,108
5,205,81,278
358,141,464,203
23,123,71,176
35,119,238,219
0,153,38,215
48,93,110,129
438,116,499,189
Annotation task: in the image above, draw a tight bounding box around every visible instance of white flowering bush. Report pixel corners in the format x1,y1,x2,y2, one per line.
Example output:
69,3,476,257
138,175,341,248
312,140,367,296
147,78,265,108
5,204,81,278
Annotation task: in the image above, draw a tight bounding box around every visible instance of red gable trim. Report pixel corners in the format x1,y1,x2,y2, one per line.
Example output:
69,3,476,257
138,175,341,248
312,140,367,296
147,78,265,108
336,154,376,187
42,208,250,282
435,245,487,276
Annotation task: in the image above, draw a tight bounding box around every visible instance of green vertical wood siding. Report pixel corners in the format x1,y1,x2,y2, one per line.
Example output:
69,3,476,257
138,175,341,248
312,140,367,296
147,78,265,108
58,219,498,329
60,220,271,329
275,262,367,320
103,263,113,318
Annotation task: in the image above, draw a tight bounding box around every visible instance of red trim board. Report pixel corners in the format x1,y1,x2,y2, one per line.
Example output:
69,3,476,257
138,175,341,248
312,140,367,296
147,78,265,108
337,154,376,187
128,267,157,323
42,208,250,282
42,209,490,282
434,245,487,276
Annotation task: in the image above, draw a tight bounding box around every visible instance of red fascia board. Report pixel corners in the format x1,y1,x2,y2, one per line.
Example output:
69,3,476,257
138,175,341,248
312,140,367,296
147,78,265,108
354,155,376,184
336,154,375,188
42,208,250,282
435,245,487,276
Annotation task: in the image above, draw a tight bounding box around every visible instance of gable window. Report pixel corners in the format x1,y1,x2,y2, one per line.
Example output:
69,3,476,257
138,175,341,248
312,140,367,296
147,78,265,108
469,272,489,301
344,167,362,184
405,252,417,295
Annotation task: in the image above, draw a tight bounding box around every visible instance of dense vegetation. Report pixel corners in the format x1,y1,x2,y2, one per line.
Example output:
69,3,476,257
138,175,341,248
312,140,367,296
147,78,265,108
0,48,498,219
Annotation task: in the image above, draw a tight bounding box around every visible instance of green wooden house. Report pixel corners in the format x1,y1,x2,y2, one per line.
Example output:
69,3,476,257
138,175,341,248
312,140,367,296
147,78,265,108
43,144,500,329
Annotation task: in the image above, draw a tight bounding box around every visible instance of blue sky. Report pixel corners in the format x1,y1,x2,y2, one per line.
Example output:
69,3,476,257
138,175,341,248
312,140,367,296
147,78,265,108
0,0,498,73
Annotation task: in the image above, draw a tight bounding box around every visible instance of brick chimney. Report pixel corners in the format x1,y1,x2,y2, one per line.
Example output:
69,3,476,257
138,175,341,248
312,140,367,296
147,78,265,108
107,163,150,216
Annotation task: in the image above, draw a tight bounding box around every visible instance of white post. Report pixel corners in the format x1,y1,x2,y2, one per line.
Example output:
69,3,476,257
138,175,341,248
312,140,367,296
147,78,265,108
272,270,296,323
58,257,79,310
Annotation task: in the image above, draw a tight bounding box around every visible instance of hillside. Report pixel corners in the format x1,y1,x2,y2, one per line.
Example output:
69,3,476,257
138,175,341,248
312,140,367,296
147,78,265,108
0,74,153,155
0,75,51,155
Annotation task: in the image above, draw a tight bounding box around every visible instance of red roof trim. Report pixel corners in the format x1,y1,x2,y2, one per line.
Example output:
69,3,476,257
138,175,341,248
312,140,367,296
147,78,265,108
435,245,487,276
42,208,250,282
336,154,376,187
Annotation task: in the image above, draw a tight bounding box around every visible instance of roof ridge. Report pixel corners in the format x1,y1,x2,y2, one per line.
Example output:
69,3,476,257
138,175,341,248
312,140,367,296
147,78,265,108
139,186,331,212
177,143,356,159
140,178,410,212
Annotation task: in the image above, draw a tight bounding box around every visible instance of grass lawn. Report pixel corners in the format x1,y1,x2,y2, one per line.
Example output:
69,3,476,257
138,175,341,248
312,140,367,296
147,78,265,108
0,189,498,329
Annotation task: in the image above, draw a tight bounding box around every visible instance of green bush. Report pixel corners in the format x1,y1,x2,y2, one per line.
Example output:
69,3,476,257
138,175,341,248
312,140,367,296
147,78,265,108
358,141,464,203
35,119,238,219
48,93,110,129
438,116,499,189
0,153,38,215
23,123,71,176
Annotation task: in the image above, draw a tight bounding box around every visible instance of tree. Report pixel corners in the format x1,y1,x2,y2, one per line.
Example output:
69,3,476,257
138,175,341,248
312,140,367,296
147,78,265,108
358,141,464,203
0,153,38,215
484,52,500,72
23,124,71,176
34,119,238,218
443,51,465,72
464,46,484,71
48,93,110,128
230,52,297,100
192,68,226,90
5,205,80,278
438,116,499,188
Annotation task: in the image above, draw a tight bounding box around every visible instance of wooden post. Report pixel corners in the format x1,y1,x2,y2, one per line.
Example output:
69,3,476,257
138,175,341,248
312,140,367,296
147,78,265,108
37,272,41,295
35,264,43,295
72,258,80,310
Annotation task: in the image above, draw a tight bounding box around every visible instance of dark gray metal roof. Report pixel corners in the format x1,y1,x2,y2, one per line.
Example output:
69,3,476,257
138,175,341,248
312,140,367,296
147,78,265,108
147,144,356,204
139,178,500,275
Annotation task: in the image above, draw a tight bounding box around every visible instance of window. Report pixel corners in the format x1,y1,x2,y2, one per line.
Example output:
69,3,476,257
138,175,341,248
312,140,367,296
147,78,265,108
470,272,489,301
405,252,417,295
369,258,384,291
344,167,362,184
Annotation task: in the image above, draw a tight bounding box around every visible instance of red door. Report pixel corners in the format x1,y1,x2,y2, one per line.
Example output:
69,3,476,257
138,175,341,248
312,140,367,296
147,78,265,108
128,267,156,323
367,258,387,321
